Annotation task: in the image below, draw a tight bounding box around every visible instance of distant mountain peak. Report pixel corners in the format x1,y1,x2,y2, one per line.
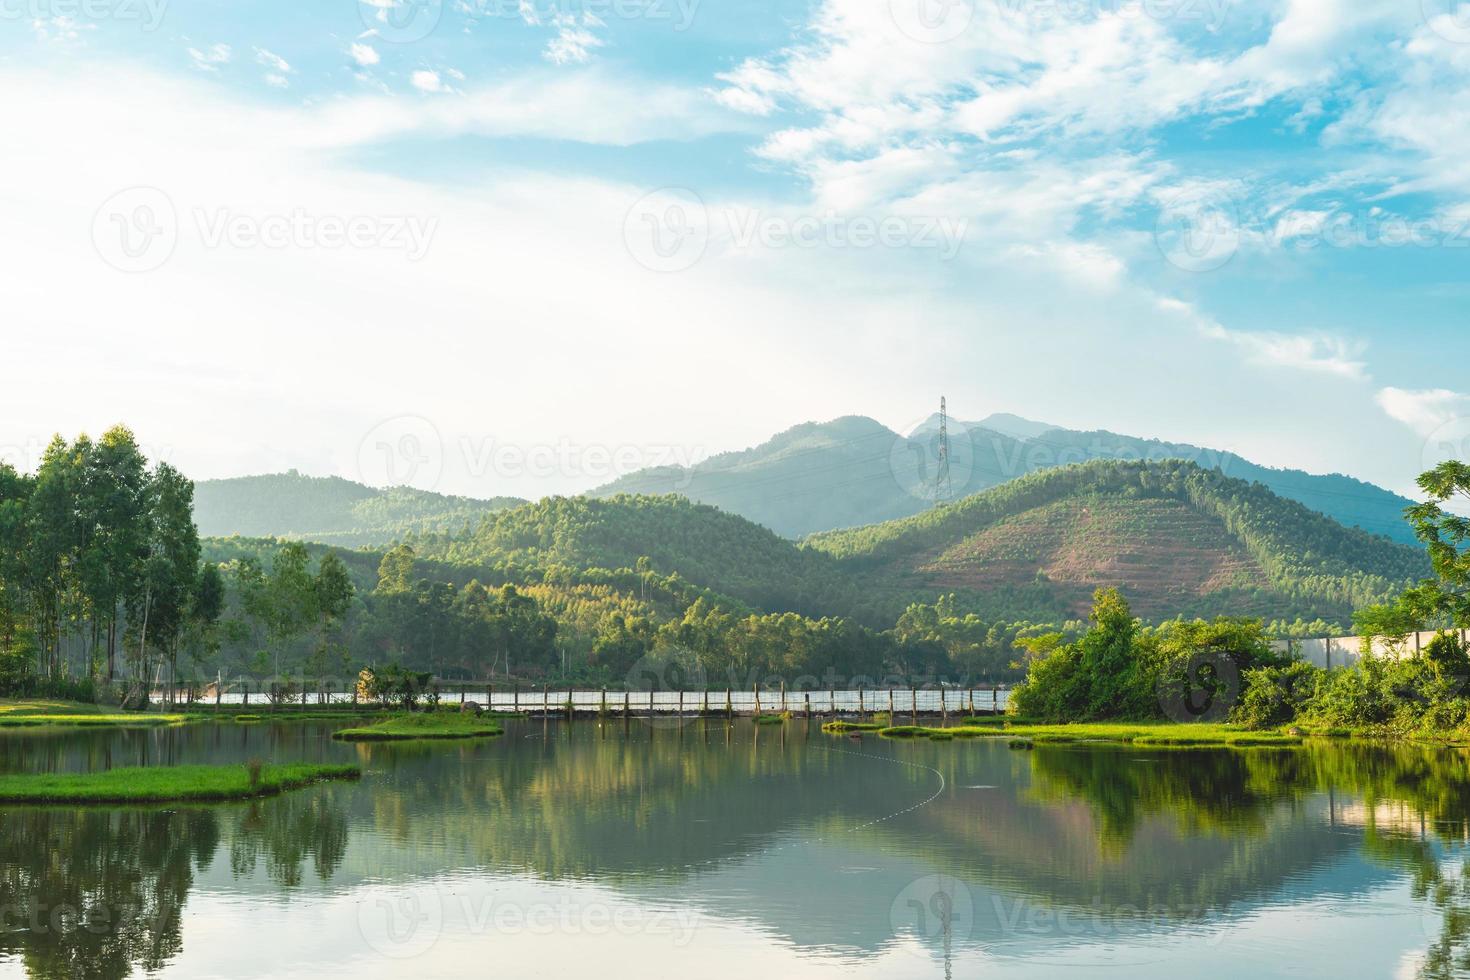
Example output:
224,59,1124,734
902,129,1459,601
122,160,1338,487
972,413,1059,441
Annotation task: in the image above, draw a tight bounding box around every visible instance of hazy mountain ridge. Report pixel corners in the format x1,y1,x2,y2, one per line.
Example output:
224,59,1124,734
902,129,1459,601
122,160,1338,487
595,414,1422,545
194,471,524,547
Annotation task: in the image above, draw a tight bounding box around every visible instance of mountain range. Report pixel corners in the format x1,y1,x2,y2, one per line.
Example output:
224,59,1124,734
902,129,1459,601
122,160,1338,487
591,413,1420,545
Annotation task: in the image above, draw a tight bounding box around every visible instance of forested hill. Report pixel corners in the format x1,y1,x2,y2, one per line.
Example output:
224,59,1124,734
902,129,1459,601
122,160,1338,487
591,414,1420,545
963,416,1420,546
806,459,1429,623
194,472,523,547
405,494,853,619
406,461,1426,629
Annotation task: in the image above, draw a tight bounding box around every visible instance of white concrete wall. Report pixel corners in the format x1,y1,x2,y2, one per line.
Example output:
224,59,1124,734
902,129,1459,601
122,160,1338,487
1271,630,1470,669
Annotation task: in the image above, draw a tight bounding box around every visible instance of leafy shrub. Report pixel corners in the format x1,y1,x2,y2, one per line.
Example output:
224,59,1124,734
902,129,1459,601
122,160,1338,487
1232,662,1321,729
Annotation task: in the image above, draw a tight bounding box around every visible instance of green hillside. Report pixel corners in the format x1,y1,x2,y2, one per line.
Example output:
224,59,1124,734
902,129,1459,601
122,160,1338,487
193,471,523,546
973,417,1420,545
407,494,853,619
808,459,1428,623
415,460,1425,628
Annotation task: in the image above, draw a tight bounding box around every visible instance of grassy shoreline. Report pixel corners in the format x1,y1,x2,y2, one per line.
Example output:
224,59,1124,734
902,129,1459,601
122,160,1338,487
821,719,1301,747
332,712,504,741
0,763,361,804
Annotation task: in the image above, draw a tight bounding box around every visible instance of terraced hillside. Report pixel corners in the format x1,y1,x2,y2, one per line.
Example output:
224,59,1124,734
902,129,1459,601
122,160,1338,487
808,460,1429,624
912,497,1272,618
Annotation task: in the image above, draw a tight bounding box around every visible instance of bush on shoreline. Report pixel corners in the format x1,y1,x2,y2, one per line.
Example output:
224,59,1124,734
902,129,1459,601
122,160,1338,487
1008,588,1285,723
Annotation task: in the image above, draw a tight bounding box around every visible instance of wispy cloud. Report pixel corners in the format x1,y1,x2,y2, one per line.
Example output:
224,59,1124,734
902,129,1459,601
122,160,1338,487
187,43,232,72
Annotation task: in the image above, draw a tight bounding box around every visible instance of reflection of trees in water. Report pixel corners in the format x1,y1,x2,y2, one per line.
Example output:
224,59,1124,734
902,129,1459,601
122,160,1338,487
0,809,213,980
1028,743,1470,846
1417,855,1470,980
1027,741,1470,977
229,793,350,886
0,792,350,979
1026,746,1287,843
345,722,910,879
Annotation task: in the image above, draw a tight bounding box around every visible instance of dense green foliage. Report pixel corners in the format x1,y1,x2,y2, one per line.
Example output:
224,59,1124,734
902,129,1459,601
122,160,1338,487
1233,638,1470,737
0,427,220,702
1234,464,1470,738
194,471,523,546
409,494,852,617
1008,588,1288,722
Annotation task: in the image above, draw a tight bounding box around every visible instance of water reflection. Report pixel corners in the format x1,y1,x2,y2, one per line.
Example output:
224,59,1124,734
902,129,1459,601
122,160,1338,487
1,721,1469,978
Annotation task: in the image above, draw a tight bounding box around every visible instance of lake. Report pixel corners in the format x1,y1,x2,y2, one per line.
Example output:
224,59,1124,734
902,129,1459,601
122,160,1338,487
1,718,1467,979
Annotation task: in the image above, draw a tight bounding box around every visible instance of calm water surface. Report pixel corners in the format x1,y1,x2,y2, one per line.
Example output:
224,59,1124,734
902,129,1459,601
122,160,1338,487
1,719,1468,979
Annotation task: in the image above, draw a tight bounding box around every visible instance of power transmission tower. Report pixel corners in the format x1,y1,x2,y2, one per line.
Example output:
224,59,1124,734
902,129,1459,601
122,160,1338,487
934,396,952,505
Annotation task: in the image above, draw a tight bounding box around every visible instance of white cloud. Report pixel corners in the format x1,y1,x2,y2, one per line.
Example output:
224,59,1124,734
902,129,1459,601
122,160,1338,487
350,43,380,67
410,70,444,93
545,13,605,65
255,48,292,74
1376,387,1470,436
1199,324,1368,381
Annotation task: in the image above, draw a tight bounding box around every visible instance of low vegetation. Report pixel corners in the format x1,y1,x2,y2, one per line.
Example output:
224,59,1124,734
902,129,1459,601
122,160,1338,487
331,712,504,741
0,701,189,729
0,762,360,804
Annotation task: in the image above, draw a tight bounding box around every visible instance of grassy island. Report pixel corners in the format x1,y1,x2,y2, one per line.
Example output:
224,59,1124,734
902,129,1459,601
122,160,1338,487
822,718,1300,747
331,712,504,741
0,762,361,804
0,700,189,729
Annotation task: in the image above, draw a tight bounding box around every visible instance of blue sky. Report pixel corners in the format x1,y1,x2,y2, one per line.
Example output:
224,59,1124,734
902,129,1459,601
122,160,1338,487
2,0,1469,502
